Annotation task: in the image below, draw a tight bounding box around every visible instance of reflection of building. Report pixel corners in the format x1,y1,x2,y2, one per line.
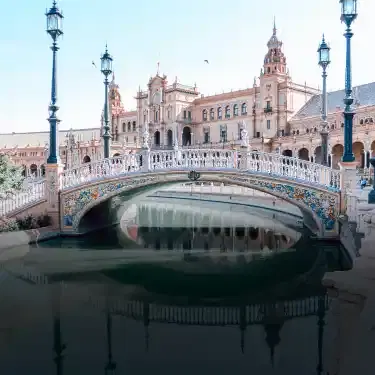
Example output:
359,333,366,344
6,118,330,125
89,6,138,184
2,21,374,176
119,201,299,253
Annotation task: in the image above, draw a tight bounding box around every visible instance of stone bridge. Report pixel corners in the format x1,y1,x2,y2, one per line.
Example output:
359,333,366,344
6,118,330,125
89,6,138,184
3,148,345,238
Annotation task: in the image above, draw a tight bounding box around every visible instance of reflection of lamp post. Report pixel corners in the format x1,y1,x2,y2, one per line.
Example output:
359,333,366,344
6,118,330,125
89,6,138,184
52,283,66,375
100,45,113,159
45,1,63,165
105,311,117,375
318,34,330,165
316,296,326,375
340,0,357,162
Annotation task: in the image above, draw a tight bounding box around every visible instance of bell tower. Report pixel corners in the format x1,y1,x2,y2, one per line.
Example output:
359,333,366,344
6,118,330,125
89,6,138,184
263,18,287,76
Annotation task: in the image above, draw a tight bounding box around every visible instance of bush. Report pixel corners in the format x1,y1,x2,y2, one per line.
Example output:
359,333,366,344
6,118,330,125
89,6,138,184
0,213,52,233
0,217,19,233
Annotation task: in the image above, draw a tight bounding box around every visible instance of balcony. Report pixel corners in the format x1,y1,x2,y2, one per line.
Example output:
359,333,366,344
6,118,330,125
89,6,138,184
264,107,273,114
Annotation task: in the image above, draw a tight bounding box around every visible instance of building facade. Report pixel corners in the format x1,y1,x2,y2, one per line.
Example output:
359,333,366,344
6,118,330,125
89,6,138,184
1,23,374,177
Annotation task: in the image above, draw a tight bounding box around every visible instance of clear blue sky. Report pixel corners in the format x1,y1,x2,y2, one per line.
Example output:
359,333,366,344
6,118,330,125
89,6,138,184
0,0,373,133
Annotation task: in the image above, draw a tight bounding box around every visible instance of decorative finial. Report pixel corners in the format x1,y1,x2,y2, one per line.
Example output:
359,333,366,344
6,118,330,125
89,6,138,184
157,61,160,75
322,33,325,42
273,16,277,35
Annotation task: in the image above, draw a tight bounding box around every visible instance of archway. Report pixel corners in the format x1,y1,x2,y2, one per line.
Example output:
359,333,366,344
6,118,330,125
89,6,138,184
113,153,120,157
182,126,191,146
298,148,309,161
331,144,343,169
41,164,45,177
167,129,173,147
154,131,161,147
282,149,293,157
83,155,91,163
30,164,38,177
21,165,26,177
353,141,364,168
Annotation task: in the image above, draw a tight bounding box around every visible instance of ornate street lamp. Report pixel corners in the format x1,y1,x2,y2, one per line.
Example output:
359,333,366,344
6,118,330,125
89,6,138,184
45,1,63,164
101,45,113,159
318,34,331,165
340,0,357,162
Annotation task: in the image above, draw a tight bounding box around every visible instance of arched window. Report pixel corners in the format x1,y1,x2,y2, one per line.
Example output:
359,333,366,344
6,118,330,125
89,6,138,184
127,122,131,132
225,105,230,118
233,104,238,117
210,108,215,120
122,122,126,132
202,109,207,121
241,103,247,115
217,107,222,120
132,121,136,131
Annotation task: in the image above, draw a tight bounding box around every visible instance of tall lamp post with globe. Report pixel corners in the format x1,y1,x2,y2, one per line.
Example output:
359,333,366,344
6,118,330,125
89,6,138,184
318,35,330,166
45,1,63,164
101,46,113,159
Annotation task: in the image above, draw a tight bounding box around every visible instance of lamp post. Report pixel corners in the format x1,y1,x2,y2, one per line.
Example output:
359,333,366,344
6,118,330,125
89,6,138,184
45,1,63,164
340,0,357,162
100,45,113,159
318,35,330,166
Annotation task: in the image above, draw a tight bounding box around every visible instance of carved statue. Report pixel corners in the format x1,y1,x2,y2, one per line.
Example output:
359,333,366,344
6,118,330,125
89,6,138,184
142,126,150,150
240,127,249,148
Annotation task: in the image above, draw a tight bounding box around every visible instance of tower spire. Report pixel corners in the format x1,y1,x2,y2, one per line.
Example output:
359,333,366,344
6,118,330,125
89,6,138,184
273,16,277,35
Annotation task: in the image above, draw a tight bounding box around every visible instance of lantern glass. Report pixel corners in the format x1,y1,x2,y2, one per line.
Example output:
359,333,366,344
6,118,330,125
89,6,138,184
341,0,357,16
46,3,63,37
319,47,330,64
101,52,113,74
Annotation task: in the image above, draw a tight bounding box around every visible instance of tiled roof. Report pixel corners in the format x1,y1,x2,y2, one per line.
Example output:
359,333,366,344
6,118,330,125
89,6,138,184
0,127,101,149
292,82,375,120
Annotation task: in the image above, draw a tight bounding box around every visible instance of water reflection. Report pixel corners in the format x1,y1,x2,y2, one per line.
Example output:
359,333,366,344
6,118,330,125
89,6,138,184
0,198,352,374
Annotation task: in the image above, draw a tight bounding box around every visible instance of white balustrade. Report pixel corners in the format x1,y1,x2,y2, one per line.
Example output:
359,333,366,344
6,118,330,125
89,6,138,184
59,149,341,191
60,153,141,189
0,179,46,216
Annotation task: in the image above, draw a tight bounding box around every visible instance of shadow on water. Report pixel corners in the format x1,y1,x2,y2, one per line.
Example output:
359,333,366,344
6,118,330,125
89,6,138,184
0,198,352,374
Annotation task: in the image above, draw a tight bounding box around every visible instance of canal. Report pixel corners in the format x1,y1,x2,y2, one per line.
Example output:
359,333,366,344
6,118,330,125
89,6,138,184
0,196,352,374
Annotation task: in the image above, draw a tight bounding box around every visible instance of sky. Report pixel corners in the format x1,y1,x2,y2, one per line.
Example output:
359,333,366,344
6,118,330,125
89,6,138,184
0,0,373,133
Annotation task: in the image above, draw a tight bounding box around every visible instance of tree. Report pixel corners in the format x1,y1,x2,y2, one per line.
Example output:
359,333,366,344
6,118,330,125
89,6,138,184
0,154,25,198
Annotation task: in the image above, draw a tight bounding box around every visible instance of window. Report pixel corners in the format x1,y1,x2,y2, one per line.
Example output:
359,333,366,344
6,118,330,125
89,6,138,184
266,101,271,109
202,109,207,121
238,123,243,140
256,132,260,138
132,121,136,131
225,105,230,118
183,110,187,119
204,129,210,143
267,120,271,129
155,111,159,123
217,107,222,120
122,122,126,132
220,124,227,142
210,108,214,120
168,110,171,119
143,113,146,123
233,104,239,117
134,136,137,143
127,122,131,132
241,103,247,115
188,111,192,120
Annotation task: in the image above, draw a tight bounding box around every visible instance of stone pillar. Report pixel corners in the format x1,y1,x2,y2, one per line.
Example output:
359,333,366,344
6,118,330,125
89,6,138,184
339,161,358,214
45,163,64,229
239,148,248,170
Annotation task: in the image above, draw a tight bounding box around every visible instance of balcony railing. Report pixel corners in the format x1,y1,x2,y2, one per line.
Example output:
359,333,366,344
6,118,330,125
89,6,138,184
264,107,273,114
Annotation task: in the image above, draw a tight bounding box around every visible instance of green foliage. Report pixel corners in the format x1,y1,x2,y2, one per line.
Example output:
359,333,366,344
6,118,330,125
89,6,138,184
0,154,24,197
0,213,52,233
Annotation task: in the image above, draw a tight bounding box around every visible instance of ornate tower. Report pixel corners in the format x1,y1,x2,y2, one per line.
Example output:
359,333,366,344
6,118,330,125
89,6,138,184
109,72,125,142
263,19,287,76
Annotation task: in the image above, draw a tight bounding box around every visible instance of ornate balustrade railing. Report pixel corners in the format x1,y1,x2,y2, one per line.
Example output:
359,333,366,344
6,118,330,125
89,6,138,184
0,179,46,216
60,153,142,189
59,148,341,191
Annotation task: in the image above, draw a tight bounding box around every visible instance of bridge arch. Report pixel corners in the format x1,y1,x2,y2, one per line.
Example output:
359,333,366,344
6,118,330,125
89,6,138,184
60,171,340,238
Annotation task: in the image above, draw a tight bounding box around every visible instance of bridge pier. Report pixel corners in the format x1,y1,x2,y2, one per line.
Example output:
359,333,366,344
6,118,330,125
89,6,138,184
45,163,64,229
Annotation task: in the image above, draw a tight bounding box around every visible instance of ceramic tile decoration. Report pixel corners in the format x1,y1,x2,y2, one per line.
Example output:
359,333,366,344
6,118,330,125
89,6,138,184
62,176,158,229
220,175,339,231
